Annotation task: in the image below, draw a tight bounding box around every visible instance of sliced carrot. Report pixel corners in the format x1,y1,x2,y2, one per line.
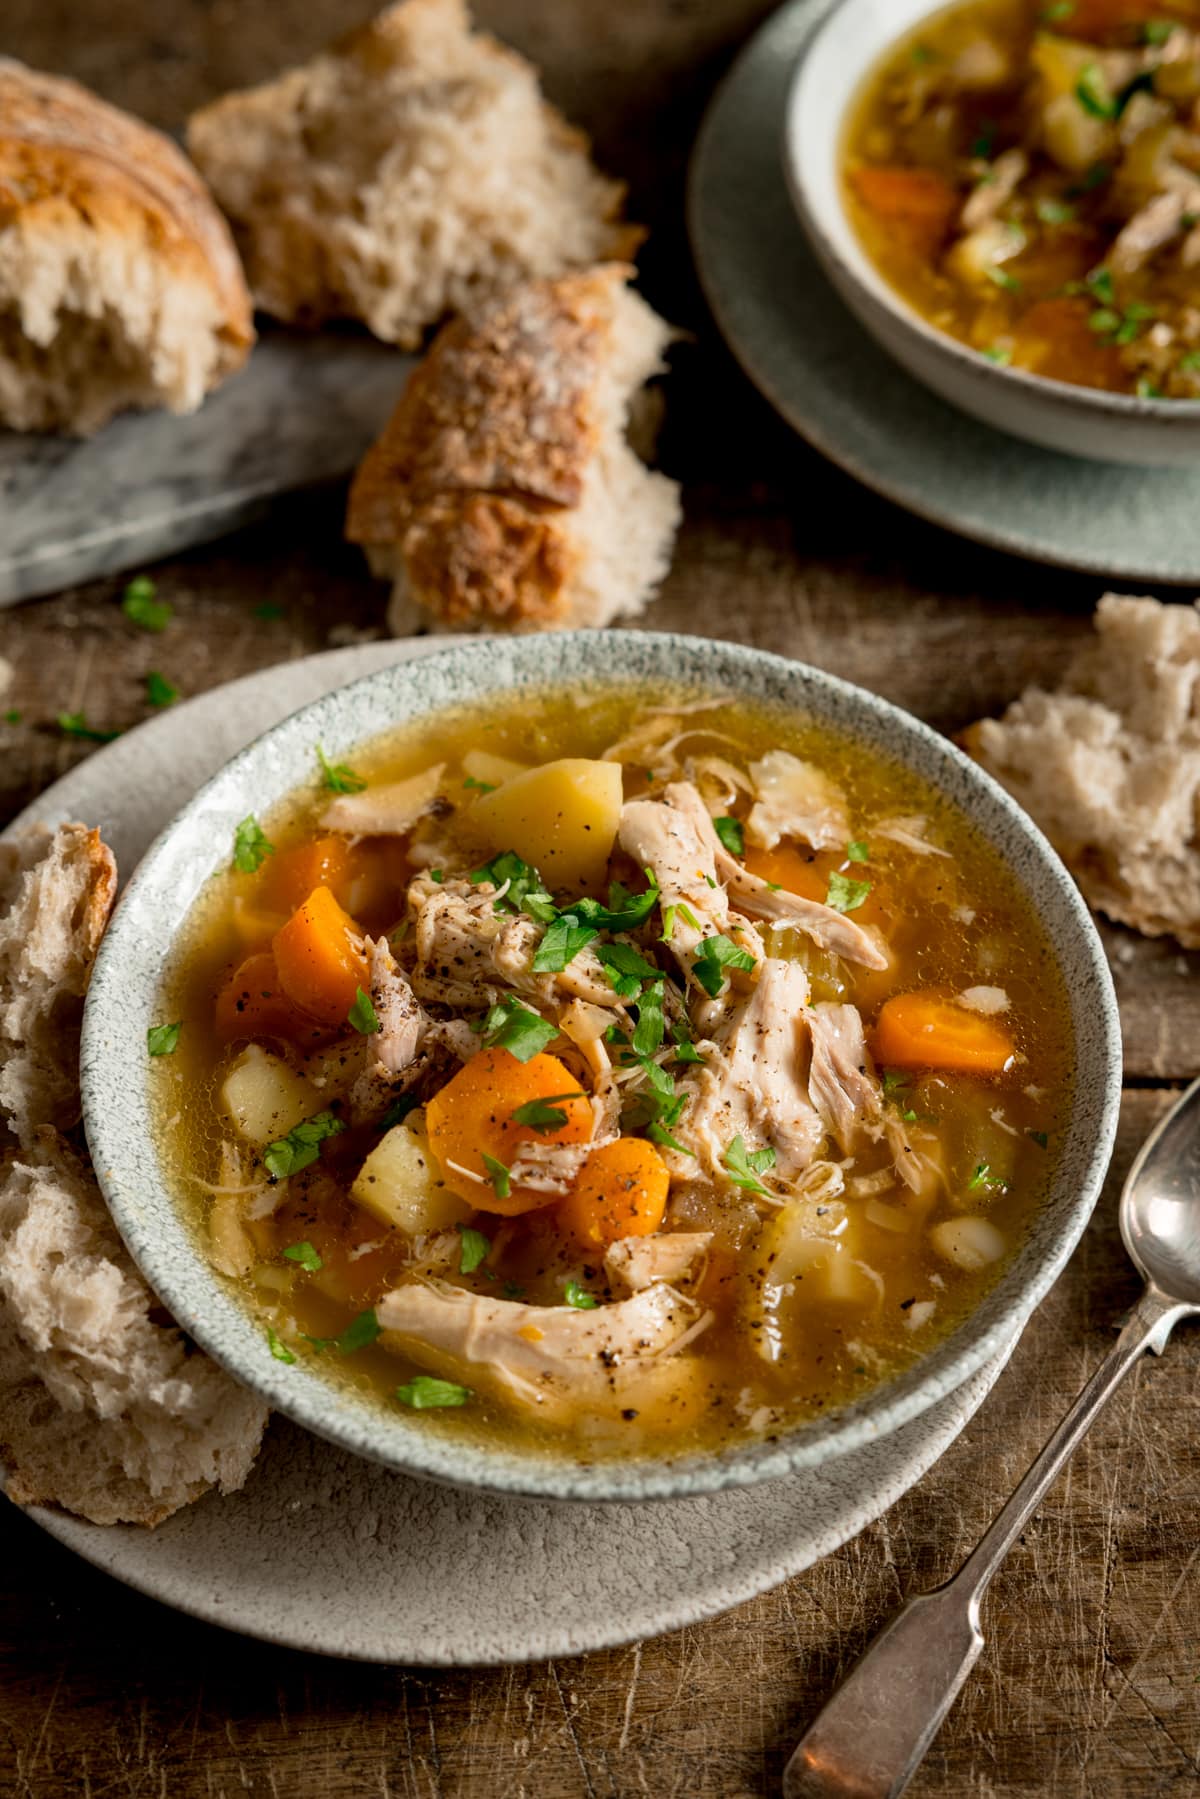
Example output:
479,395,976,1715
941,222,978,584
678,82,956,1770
1009,297,1125,392
873,992,1014,1076
259,836,356,914
425,1047,594,1215
214,950,331,1045
849,165,959,260
271,885,368,1026
558,1138,670,1249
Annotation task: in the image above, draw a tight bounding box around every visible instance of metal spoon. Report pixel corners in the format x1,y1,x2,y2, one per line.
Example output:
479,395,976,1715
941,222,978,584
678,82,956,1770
783,1078,1200,1799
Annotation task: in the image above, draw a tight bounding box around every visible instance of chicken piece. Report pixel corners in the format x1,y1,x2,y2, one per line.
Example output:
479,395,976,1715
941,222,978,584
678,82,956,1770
1111,188,1187,274
617,791,729,958
745,751,849,852
604,1231,713,1294
961,148,1029,231
407,874,615,1009
365,935,425,1075
377,1278,706,1418
664,783,888,971
320,764,444,835
872,815,950,858
677,957,824,1182
806,1002,884,1154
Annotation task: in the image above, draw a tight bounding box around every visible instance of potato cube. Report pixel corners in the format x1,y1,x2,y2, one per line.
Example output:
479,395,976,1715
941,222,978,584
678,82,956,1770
471,758,624,894
352,1113,474,1235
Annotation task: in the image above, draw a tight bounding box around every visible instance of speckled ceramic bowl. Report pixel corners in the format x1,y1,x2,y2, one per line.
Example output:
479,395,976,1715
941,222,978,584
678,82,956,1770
81,632,1121,1503
783,0,1200,467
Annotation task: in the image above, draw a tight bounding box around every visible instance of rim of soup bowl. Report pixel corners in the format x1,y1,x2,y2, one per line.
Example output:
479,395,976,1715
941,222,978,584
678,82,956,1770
80,631,1122,1504
782,0,1200,439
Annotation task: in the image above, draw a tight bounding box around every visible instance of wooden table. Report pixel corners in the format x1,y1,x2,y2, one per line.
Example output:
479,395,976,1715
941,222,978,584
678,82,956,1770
3,4,1199,1793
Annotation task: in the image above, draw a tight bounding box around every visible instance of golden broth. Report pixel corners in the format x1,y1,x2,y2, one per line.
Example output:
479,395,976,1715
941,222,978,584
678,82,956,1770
151,684,1072,1465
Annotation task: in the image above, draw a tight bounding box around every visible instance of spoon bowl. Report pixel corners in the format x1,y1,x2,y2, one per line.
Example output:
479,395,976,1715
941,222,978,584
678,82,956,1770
1120,1078,1200,1309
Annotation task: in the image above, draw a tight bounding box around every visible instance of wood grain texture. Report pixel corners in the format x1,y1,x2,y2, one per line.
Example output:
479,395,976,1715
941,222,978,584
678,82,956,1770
1,2,1199,1794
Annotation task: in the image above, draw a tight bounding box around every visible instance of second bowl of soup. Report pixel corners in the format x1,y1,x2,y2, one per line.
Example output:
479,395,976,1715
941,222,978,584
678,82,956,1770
81,633,1121,1501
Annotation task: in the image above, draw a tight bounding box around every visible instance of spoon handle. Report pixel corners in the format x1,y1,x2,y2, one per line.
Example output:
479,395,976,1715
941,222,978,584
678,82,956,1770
782,1285,1189,1799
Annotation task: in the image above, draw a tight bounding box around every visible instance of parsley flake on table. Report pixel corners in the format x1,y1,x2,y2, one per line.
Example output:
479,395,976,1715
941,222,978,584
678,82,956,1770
457,1224,491,1274
714,816,745,856
253,601,285,620
395,1375,473,1409
283,1240,323,1273
266,1326,295,1364
692,933,755,997
145,671,179,708
263,1110,344,1179
475,993,557,1062
57,711,120,744
825,871,871,914
481,1152,512,1201
511,1093,585,1133
3,709,20,724
348,986,381,1034
232,814,274,873
723,1135,777,1195
121,576,172,632
147,1021,182,1057
316,742,367,794
564,1280,598,1310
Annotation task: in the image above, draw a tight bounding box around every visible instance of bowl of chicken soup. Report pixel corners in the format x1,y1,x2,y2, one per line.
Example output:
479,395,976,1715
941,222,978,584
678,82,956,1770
80,632,1121,1502
784,0,1200,465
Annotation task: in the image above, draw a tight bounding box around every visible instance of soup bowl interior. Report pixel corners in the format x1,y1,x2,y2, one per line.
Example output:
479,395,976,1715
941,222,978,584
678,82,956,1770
80,633,1121,1503
783,0,1200,467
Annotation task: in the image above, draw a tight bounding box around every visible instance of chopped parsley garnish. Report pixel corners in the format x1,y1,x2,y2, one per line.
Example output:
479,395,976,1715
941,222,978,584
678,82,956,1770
1075,63,1117,120
1090,300,1155,346
283,1240,323,1273
982,344,1013,366
57,711,120,743
395,1375,472,1409
564,1280,598,1310
146,671,178,707
846,840,870,863
1027,1129,1049,1149
511,1093,585,1133
263,1110,344,1179
1041,0,1074,18
985,266,1022,293
971,124,996,158
348,986,381,1034
1079,161,1112,192
457,1224,491,1274
596,940,660,998
910,43,935,65
121,576,172,632
502,1281,526,1300
475,993,557,1062
567,873,662,934
1179,351,1200,373
1136,376,1164,398
1142,19,1174,43
336,1308,382,1354
632,979,666,1058
825,871,871,914
1035,197,1075,226
147,1021,182,1057
470,850,557,922
692,933,755,997
967,1160,1009,1195
481,1151,512,1201
669,1016,705,1065
232,815,274,873
714,816,745,856
882,1071,909,1095
429,869,444,883
462,775,498,794
380,1094,419,1132
532,914,598,973
723,1135,777,1195
316,742,367,794
661,899,701,942
647,1122,694,1155
1085,265,1115,306
266,1326,295,1364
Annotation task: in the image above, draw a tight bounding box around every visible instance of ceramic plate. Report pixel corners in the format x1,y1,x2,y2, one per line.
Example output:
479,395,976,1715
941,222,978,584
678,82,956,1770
4,640,1018,1663
688,0,1200,586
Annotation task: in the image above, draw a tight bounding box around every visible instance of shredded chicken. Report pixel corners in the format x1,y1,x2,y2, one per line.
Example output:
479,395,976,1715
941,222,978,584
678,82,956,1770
321,765,444,836
408,874,616,1010
617,791,730,959
961,147,1028,231
745,751,848,852
605,1232,713,1294
806,1002,884,1154
365,936,425,1076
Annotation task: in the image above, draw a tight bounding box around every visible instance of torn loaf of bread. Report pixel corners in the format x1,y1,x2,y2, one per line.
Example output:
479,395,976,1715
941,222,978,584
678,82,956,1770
0,60,254,435
346,263,682,632
0,824,267,1526
186,0,639,347
964,594,1200,948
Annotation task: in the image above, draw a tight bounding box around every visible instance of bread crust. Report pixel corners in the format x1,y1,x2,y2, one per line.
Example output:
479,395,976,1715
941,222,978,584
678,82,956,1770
0,57,253,365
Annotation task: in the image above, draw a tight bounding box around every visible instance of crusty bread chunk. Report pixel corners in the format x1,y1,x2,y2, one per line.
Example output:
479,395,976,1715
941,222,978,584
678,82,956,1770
187,0,639,347
965,594,1200,947
0,59,254,435
346,264,681,631
0,823,268,1525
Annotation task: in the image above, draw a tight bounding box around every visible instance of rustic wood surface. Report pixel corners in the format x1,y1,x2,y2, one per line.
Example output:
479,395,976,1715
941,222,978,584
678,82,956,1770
2,3,1199,1795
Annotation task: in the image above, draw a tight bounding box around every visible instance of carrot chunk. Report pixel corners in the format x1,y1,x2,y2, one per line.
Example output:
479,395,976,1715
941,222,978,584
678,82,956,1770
271,885,368,1026
425,1047,594,1215
558,1138,670,1249
850,165,959,259
214,950,328,1044
260,836,356,913
873,992,1014,1075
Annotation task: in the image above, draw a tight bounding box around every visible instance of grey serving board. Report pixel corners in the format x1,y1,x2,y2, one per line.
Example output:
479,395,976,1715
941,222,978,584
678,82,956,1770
0,331,413,607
